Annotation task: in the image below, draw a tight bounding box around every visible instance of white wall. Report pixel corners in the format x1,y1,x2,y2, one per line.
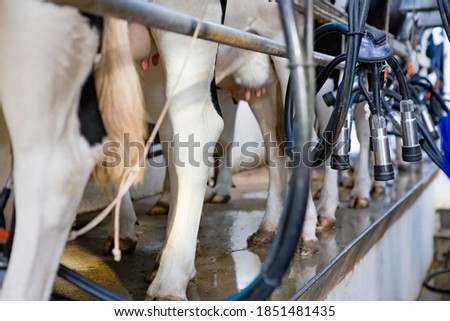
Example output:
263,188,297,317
324,172,443,300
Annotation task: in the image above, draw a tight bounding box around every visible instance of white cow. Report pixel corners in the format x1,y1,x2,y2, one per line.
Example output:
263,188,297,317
137,0,320,257
139,0,374,253
0,1,98,300
0,0,225,301
0,0,146,299
125,0,224,300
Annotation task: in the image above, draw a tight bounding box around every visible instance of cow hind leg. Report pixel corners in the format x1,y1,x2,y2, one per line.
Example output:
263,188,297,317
0,2,99,300
245,87,289,248
204,90,238,204
146,19,223,300
315,80,339,229
348,103,372,209
147,171,171,215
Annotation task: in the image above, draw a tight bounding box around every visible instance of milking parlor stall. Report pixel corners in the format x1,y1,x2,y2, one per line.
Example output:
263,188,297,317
1,0,450,309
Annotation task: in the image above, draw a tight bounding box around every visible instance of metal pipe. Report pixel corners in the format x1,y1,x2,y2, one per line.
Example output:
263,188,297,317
47,0,344,68
48,0,288,57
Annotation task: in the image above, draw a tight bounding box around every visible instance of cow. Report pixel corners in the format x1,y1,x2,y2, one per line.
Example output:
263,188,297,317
134,0,320,260
0,0,224,301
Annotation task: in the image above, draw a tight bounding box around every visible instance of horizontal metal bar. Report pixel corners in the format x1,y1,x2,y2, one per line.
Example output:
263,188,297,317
294,0,348,24
47,0,346,69
416,10,444,28
47,0,288,57
295,0,410,59
399,0,438,12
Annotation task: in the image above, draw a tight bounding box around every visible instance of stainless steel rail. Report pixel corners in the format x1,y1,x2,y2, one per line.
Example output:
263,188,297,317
47,0,346,68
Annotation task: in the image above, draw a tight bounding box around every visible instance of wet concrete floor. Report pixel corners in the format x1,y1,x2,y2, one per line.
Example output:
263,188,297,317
54,163,446,301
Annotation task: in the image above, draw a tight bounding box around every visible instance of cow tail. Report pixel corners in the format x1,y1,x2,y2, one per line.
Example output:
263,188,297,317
93,17,147,189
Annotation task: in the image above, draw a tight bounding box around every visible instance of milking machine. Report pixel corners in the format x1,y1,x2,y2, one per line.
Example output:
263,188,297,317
285,0,450,183
309,0,370,168
1,0,447,301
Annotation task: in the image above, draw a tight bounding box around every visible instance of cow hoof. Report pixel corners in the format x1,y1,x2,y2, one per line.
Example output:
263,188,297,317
145,263,159,284
340,178,355,189
398,164,411,172
247,229,275,247
298,240,319,256
103,236,137,256
348,196,370,209
313,188,321,200
317,216,336,230
147,201,170,216
145,295,186,301
206,192,231,204
371,185,385,196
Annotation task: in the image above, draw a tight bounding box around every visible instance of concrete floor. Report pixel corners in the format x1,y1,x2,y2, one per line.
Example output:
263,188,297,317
53,164,448,301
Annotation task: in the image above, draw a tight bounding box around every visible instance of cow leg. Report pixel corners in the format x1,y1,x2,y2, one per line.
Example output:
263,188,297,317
0,2,99,300
204,90,238,204
246,87,289,246
147,170,171,215
299,188,320,255
348,103,372,208
316,166,339,229
315,80,340,229
146,11,223,299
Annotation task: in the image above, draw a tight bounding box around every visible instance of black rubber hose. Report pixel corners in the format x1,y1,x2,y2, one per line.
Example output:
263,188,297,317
383,88,402,102
0,173,12,229
416,117,443,167
407,84,446,122
421,142,443,169
429,95,448,121
437,0,450,41
284,74,295,160
408,84,425,105
358,69,376,111
286,52,350,159
57,264,129,301
386,56,410,100
308,0,368,167
284,67,364,162
423,268,450,294
315,53,347,94
0,187,10,229
423,248,450,294
314,22,349,42
409,78,450,114
370,63,383,116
